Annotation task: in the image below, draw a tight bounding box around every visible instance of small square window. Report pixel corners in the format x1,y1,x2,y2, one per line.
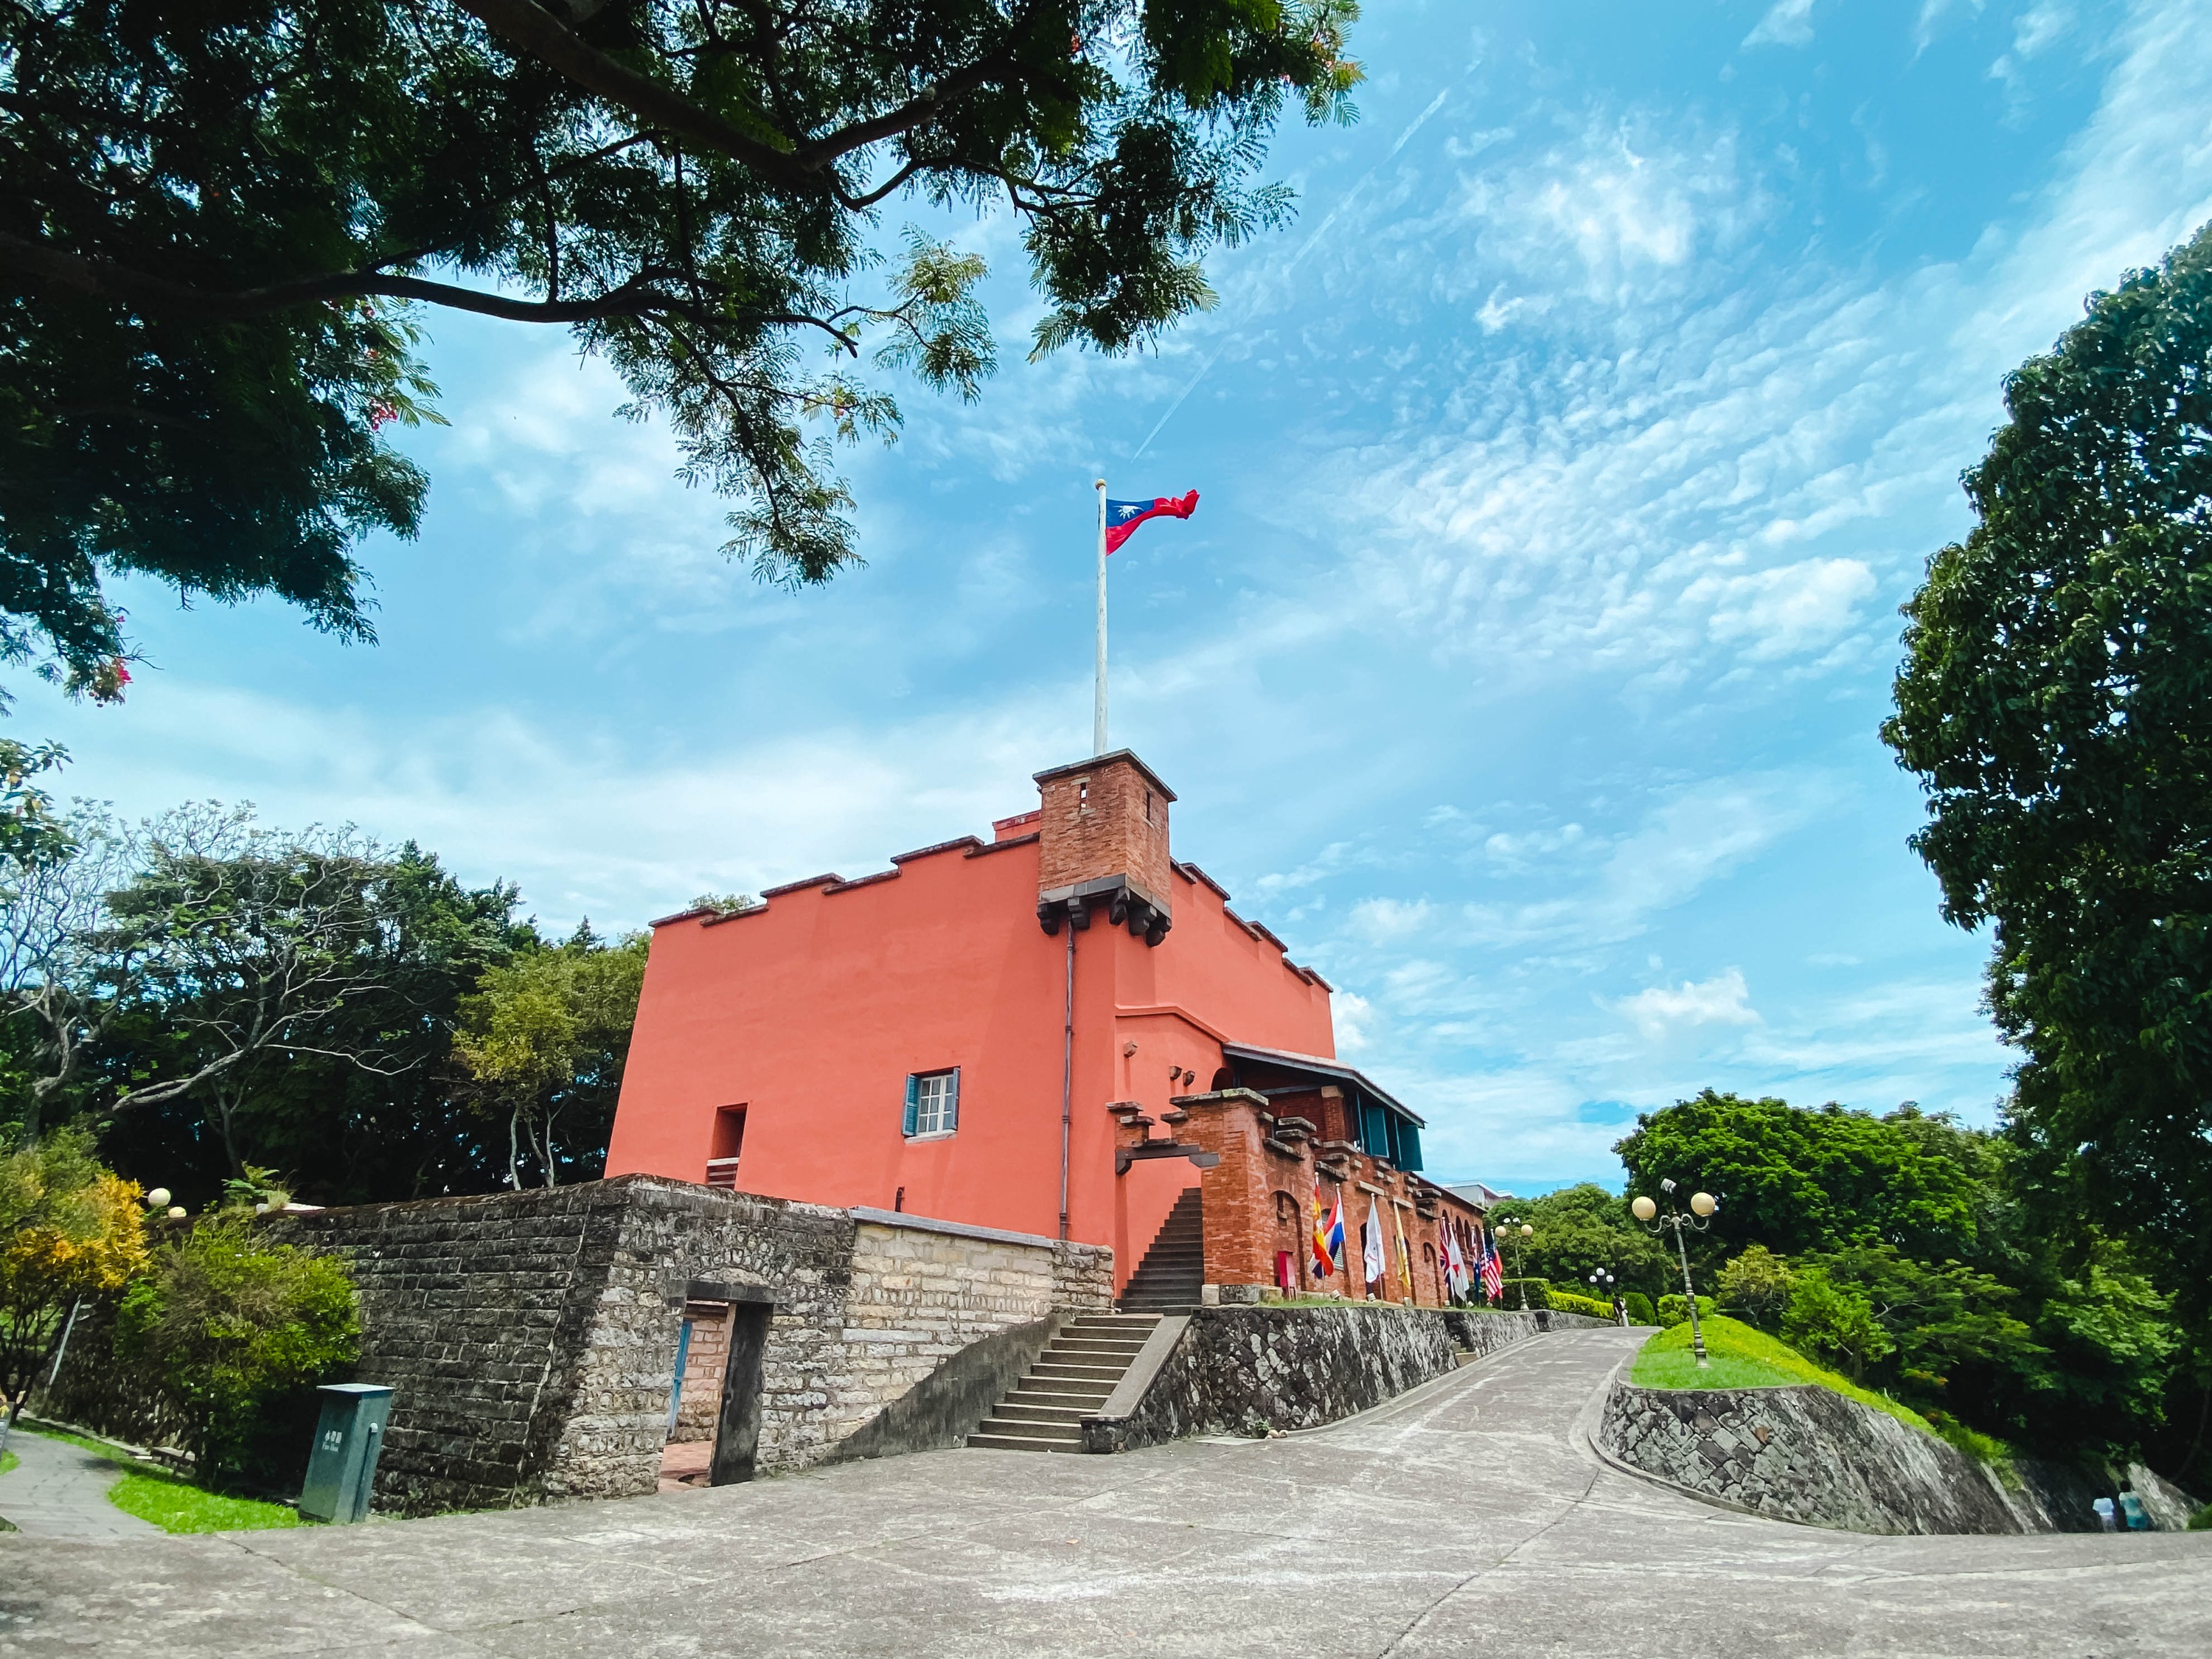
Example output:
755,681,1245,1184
904,1068,959,1138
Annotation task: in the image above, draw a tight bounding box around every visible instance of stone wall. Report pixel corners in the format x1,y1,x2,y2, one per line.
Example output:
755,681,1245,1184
1597,1377,2022,1534
1095,1304,1579,1453
1598,1376,2203,1536
36,1175,1112,1514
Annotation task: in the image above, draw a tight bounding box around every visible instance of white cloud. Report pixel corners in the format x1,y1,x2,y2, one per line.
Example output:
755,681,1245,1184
1691,557,1877,660
1614,969,1761,1041
1744,0,1820,50
1346,897,1435,942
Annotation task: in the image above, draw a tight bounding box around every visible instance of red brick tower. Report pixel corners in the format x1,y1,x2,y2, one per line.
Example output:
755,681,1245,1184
1032,751,1175,945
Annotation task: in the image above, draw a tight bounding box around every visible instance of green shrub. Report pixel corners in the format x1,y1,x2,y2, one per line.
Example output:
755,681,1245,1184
1656,1293,1715,1328
115,1218,359,1490
2186,1503,2212,1531
1623,1292,1657,1326
1779,1266,1895,1382
1544,1288,1616,1319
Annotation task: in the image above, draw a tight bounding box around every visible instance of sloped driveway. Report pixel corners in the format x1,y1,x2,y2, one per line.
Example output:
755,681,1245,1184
3,1326,2207,1656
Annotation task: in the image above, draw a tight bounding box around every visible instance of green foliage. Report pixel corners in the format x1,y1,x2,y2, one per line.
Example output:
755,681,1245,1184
1623,1291,1657,1326
1656,1294,1714,1329
1617,1091,1988,1268
0,1,1363,689
94,810,540,1206
1543,1287,1615,1319
454,926,650,1189
1512,1182,1672,1301
1882,220,2212,1332
114,1219,359,1489
2190,1503,2212,1531
1630,1315,1937,1436
1780,1268,1896,1382
1716,1245,1794,1329
1924,1412,2021,1480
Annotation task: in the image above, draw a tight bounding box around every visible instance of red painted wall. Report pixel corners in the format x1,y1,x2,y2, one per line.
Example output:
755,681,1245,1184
605,817,1338,1287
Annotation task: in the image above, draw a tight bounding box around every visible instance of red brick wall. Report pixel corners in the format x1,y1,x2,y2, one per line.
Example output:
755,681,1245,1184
1036,754,1174,908
1161,1088,1484,1307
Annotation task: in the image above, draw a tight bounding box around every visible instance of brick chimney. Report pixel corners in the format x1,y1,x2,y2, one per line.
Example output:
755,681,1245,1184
1032,751,1175,945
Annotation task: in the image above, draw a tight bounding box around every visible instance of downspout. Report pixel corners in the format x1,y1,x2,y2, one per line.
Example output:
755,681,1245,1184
1060,920,1075,1240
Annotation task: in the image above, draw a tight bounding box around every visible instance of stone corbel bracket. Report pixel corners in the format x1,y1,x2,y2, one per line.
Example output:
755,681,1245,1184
1037,874,1172,945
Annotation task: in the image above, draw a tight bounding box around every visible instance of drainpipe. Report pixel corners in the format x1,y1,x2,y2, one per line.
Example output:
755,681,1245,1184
1060,922,1075,1240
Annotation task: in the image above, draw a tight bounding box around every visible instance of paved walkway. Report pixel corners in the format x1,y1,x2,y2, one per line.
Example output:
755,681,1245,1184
3,1329,2209,1655
0,1427,160,1541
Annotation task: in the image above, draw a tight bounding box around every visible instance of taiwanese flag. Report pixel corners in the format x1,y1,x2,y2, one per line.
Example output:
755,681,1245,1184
1105,490,1199,553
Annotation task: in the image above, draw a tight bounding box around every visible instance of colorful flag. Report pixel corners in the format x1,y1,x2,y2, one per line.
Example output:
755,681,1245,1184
1311,1183,1344,1280
1444,1222,1468,1299
1393,1205,1413,1295
1362,1202,1387,1286
1478,1228,1504,1302
1105,490,1200,554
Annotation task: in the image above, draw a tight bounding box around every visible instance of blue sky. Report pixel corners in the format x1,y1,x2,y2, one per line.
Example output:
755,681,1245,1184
28,0,2212,1192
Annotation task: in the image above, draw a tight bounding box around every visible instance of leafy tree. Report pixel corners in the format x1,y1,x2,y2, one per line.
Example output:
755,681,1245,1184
1615,1091,1986,1272
1780,1267,1893,1383
1514,1181,1671,1301
1882,220,2212,1327
0,0,1361,689
453,923,647,1188
1715,1244,1793,1329
116,1217,359,1489
1802,1242,2042,1415
95,826,532,1207
0,1126,147,1450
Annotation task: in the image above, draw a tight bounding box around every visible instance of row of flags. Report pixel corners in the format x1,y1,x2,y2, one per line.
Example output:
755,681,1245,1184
1307,1182,1507,1304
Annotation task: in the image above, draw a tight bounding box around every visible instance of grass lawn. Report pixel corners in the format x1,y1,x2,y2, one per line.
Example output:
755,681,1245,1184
30,1427,303,1534
1630,1315,1936,1439
1,1447,15,1477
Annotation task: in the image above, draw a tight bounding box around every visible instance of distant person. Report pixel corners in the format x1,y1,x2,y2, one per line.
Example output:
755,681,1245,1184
2093,1495,2117,1531
2118,1485,2151,1531
1613,1295,1627,1326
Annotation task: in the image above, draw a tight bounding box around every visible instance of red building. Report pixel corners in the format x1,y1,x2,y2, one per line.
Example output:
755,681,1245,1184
608,751,1487,1307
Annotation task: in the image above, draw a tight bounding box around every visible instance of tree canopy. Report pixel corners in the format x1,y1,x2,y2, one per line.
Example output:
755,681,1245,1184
0,0,1361,692
1882,219,2212,1326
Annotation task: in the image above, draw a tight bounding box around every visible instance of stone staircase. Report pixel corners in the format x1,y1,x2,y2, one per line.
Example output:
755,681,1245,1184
967,1312,1160,1452
1119,1187,1203,1313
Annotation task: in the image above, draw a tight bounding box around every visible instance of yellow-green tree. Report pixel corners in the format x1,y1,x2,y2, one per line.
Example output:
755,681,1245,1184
454,931,648,1190
0,1126,148,1444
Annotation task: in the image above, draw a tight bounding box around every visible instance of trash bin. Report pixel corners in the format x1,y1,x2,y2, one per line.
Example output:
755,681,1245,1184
299,1383,394,1523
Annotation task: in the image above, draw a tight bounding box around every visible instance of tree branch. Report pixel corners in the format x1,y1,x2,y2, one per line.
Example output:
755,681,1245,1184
0,231,687,324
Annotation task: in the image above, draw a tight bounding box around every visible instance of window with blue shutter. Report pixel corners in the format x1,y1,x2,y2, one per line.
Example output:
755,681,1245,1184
904,1068,959,1137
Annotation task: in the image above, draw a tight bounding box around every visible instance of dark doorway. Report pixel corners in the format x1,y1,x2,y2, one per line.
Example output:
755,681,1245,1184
709,1301,773,1485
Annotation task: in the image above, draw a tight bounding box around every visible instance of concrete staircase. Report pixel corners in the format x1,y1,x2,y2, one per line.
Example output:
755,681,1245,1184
967,1313,1160,1452
1119,1187,1203,1313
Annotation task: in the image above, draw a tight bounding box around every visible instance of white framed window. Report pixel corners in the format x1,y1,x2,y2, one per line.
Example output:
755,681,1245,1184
903,1068,959,1138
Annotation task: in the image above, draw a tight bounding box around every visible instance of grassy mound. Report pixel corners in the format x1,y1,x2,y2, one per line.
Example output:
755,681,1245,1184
1630,1315,1935,1438
32,1427,302,1534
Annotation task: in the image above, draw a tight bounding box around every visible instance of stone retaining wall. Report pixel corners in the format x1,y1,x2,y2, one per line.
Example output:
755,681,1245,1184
37,1175,1111,1514
1094,1304,1606,1452
1596,1377,2202,1535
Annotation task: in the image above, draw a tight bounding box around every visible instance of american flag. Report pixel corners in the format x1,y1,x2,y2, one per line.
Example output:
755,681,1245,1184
1478,1230,1504,1301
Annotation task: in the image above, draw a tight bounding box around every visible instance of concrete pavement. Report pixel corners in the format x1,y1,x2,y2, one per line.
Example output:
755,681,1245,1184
0,1427,160,1541
2,1327,2208,1655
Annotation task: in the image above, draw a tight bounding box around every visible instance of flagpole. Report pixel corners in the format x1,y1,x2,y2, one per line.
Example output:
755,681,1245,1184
1093,479,1108,757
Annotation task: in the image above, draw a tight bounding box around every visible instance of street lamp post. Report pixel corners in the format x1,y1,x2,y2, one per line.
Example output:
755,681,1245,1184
1632,1179,1719,1367
1586,1269,1618,1325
